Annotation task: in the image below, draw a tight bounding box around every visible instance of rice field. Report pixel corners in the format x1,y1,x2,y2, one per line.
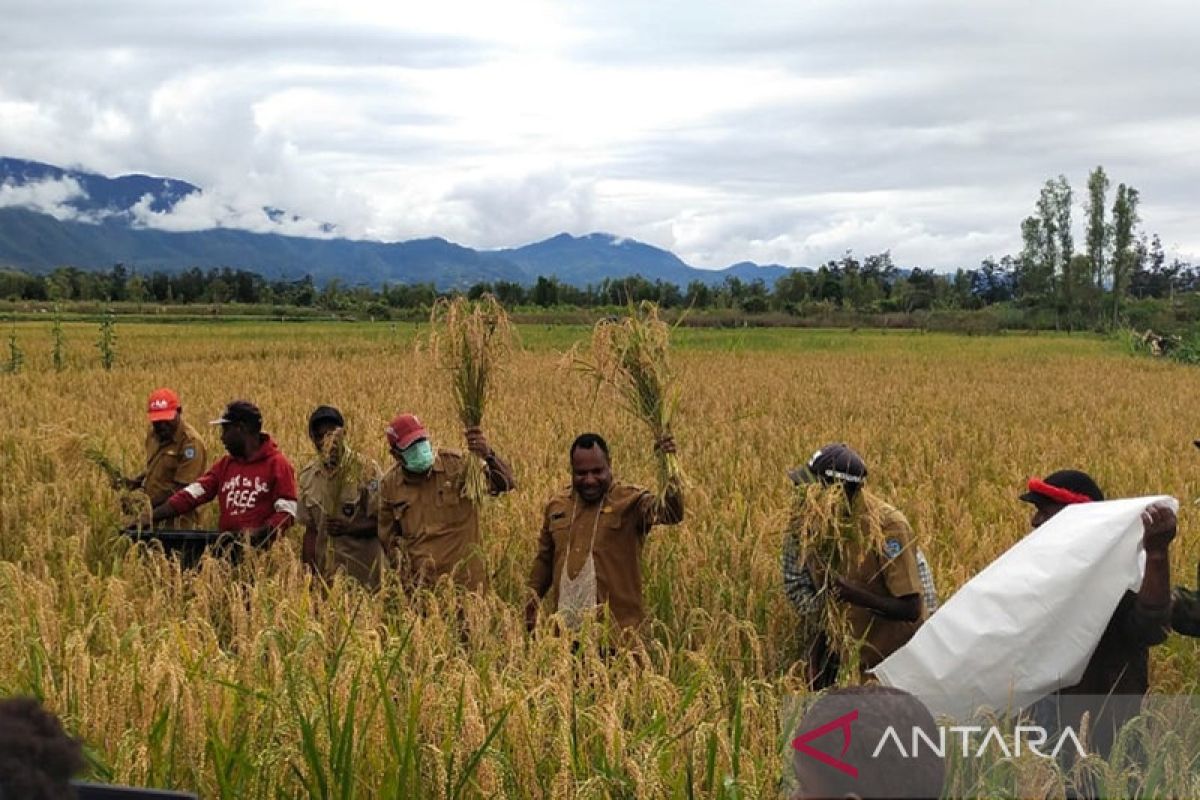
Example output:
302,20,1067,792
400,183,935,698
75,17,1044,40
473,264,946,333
2,320,1199,798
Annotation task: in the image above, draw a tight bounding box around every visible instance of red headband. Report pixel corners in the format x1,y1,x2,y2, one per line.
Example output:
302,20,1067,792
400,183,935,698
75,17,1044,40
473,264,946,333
1027,477,1094,506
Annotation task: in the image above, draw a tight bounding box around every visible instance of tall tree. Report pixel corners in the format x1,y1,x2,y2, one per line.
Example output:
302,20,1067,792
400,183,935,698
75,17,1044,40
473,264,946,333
1035,180,1061,287
1109,183,1141,324
1018,216,1051,301
1085,166,1110,290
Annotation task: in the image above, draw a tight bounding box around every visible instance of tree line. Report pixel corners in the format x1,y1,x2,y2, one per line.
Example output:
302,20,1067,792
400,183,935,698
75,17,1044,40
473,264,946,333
0,166,1193,329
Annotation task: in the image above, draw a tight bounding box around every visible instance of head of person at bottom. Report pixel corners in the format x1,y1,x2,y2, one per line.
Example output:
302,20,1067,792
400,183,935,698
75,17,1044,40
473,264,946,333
570,433,612,505
0,696,85,800
790,685,945,800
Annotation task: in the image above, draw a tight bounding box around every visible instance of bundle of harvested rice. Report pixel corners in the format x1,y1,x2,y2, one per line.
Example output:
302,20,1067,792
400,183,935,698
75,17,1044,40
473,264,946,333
575,301,685,498
317,427,367,513
83,442,126,485
429,294,513,503
789,481,890,683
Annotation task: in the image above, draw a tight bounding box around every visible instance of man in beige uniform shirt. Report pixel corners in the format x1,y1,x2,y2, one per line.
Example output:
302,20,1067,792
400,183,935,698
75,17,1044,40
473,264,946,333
296,405,385,590
377,413,515,591
525,432,683,639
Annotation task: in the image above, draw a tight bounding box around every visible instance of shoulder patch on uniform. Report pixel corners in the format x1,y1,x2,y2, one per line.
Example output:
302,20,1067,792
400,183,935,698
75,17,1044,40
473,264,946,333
884,538,904,558
183,446,196,460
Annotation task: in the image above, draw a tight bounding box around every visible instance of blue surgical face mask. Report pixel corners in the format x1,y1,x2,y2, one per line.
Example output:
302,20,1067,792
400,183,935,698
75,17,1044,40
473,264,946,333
401,439,435,473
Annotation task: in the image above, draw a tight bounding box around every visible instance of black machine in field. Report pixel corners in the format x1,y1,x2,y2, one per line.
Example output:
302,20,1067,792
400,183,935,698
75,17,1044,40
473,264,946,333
73,782,198,800
117,528,273,568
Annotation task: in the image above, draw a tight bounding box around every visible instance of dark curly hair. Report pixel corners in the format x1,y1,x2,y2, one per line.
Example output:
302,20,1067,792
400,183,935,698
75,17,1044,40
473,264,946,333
0,697,84,799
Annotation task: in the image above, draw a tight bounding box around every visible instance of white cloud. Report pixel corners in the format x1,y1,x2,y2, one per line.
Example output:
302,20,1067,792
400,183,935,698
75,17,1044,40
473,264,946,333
0,176,93,222
0,0,1197,270
127,189,335,237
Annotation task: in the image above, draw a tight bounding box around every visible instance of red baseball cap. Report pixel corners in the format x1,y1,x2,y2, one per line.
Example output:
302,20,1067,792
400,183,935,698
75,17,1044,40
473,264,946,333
386,413,428,449
147,388,181,422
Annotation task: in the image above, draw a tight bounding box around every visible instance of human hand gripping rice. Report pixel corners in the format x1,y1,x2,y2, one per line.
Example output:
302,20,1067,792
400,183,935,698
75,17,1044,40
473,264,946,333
429,294,514,504
574,301,686,504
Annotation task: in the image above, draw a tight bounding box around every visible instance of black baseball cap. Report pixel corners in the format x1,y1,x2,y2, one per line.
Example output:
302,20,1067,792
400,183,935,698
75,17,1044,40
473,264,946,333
209,400,263,428
1019,469,1105,504
789,443,868,487
308,405,345,433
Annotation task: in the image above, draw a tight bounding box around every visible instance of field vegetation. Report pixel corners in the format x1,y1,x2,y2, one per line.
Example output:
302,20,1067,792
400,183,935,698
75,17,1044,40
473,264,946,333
1,320,1198,797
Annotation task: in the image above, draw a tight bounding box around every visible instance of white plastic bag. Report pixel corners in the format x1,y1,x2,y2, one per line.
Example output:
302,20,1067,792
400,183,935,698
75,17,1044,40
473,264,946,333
872,495,1176,721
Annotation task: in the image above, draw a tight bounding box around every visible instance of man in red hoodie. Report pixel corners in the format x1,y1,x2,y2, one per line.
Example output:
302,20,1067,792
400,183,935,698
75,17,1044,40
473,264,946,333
141,400,298,544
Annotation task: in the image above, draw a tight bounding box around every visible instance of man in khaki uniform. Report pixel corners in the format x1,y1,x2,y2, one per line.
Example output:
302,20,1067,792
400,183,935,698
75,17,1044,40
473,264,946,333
525,432,683,637
782,443,926,685
377,413,515,591
296,406,385,590
120,387,207,529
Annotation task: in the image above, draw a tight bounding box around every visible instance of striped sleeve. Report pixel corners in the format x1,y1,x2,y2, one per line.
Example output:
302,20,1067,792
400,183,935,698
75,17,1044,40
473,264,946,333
782,531,821,616
915,547,940,614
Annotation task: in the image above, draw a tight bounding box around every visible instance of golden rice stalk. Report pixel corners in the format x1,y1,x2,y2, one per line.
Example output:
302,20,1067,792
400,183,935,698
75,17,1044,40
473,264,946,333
789,482,890,684
574,301,685,499
82,442,126,485
429,294,514,503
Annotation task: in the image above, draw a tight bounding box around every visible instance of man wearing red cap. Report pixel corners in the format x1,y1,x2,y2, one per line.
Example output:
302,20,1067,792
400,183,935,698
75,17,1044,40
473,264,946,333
1021,469,1175,760
377,414,515,591
120,388,207,529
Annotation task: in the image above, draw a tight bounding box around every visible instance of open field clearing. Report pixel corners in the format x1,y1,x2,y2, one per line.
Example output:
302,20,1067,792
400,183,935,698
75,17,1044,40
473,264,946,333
2,322,1199,798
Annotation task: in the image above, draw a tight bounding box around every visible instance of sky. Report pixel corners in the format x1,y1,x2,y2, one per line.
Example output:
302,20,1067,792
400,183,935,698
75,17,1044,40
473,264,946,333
1,0,1196,271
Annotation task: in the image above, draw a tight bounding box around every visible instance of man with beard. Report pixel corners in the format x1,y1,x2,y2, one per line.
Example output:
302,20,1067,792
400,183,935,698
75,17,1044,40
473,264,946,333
525,432,683,641
296,405,385,590
141,400,298,544
118,387,207,529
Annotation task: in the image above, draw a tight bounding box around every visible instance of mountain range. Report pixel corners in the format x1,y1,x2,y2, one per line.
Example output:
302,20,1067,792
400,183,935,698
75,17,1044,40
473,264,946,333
0,157,798,289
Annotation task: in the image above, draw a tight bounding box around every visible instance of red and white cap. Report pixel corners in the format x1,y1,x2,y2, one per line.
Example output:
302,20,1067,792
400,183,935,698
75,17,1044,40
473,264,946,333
147,388,180,422
386,413,428,449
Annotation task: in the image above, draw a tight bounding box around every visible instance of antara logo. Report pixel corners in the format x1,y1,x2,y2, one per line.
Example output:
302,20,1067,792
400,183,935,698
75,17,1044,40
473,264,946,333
791,707,1087,775
150,399,171,410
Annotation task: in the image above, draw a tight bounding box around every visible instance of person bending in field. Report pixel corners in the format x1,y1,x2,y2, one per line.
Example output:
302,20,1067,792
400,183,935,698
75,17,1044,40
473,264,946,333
788,686,945,800
116,387,207,529
139,400,298,545
525,432,683,645
296,405,386,590
781,444,928,687
1021,470,1174,761
377,413,514,592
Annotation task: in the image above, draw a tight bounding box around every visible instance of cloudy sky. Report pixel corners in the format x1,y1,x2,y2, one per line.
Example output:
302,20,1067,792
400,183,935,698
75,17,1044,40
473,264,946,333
1,0,1196,270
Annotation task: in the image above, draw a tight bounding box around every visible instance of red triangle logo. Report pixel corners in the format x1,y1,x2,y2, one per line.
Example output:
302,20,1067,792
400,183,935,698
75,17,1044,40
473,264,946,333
791,709,859,779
